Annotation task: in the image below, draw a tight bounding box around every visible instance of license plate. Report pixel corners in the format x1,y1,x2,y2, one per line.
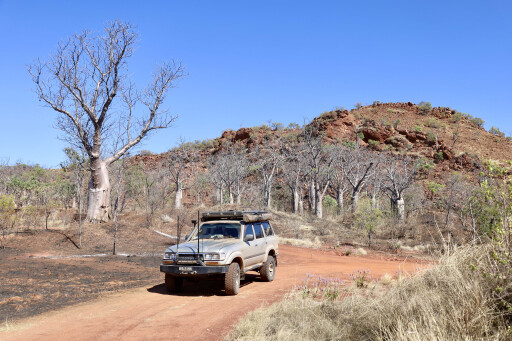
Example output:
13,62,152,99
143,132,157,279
179,267,193,271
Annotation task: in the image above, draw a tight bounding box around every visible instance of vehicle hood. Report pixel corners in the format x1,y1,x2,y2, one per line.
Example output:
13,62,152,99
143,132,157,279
166,239,240,254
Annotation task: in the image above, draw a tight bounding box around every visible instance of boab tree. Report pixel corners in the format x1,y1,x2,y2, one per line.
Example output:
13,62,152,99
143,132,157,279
382,155,418,221
29,21,185,222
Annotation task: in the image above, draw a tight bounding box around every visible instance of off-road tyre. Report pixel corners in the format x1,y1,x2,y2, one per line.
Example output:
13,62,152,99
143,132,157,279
260,255,276,282
225,262,240,295
165,274,183,293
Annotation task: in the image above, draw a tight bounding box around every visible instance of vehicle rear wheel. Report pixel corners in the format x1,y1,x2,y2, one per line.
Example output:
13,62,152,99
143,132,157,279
260,256,276,282
225,262,240,295
165,274,183,293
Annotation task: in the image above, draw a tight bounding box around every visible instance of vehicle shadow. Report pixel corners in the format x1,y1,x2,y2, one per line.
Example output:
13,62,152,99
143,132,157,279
147,273,263,297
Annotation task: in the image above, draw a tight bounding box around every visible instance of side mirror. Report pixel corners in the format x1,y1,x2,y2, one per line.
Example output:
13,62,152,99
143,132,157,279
185,234,190,240
244,233,254,242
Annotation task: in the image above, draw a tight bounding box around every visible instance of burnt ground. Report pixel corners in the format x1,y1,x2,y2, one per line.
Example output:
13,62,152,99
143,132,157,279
0,251,163,323
0,220,176,324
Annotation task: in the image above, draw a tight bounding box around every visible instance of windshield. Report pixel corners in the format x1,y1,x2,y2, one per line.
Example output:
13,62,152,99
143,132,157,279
192,223,241,240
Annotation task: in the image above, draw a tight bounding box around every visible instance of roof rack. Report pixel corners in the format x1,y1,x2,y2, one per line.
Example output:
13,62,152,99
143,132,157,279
201,210,271,223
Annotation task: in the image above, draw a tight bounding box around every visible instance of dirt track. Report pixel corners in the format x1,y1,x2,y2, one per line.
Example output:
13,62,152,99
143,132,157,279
0,245,427,341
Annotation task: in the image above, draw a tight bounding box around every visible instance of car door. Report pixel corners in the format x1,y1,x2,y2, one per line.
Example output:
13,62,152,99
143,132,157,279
252,223,267,265
242,224,259,267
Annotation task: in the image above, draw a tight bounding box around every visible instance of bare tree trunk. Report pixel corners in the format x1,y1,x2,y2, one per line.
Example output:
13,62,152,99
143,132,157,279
264,185,271,208
218,187,223,205
371,194,377,209
351,191,359,213
175,183,183,209
390,197,405,221
315,192,324,218
336,189,344,212
308,181,316,211
229,188,234,205
292,187,299,213
86,159,110,222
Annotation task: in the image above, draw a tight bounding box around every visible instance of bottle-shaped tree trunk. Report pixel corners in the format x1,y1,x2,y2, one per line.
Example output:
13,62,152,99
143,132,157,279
86,159,111,222
175,183,183,209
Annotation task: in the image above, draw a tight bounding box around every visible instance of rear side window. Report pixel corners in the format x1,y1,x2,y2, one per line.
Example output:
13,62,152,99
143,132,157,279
244,224,254,238
262,222,274,236
253,223,265,239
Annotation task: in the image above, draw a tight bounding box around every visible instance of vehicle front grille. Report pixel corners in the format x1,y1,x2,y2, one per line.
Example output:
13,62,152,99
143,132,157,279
176,253,202,264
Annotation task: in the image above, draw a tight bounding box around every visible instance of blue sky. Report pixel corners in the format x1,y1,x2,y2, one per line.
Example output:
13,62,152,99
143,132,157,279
0,0,511,167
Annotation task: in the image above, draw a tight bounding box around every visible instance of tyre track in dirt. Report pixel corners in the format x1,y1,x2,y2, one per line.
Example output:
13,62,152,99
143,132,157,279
0,245,427,341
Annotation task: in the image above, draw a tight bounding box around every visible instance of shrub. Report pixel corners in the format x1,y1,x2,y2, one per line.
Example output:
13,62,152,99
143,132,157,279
417,101,432,115
367,139,380,150
425,117,441,128
488,126,505,137
342,140,356,149
414,125,423,133
417,158,434,174
463,113,485,127
426,181,445,197
452,112,463,123
354,199,383,246
354,102,362,109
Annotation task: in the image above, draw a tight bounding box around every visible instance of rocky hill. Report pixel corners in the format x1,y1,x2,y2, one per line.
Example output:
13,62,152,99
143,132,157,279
133,102,512,182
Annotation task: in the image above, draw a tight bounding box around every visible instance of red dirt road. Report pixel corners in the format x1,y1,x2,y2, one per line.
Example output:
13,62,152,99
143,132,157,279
0,245,427,341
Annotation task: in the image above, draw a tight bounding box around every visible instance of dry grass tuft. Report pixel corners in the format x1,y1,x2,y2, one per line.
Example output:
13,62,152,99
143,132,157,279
380,273,393,286
278,237,322,249
227,246,510,340
354,247,367,255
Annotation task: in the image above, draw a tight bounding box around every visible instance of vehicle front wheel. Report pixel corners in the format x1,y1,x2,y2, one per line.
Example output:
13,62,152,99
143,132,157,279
225,262,240,295
260,256,276,282
165,274,183,293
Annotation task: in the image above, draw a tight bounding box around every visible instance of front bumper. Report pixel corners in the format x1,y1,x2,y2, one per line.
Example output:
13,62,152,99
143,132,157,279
160,264,230,276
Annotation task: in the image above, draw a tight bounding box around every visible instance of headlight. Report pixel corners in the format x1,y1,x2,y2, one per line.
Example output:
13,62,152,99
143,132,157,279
204,252,226,261
164,252,176,260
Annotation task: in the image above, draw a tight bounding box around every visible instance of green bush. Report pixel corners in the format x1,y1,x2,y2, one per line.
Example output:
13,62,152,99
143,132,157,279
355,199,383,246
425,117,441,128
489,126,505,137
417,101,432,115
367,139,380,150
414,125,423,133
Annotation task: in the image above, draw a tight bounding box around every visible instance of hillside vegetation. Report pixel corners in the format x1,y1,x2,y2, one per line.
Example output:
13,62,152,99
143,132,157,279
1,102,511,253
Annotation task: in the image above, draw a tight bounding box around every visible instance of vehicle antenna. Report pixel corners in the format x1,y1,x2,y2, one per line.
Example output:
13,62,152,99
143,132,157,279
176,215,179,262
197,210,200,261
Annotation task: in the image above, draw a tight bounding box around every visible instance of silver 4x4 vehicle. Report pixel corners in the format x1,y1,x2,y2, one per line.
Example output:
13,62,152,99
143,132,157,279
160,210,278,295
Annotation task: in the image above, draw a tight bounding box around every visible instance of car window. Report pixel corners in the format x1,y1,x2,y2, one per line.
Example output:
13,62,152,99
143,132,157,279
244,224,254,239
262,222,274,236
253,223,264,239
195,223,241,239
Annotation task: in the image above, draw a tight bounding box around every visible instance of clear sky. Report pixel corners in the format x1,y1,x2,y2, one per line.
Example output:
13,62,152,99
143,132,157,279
0,0,511,167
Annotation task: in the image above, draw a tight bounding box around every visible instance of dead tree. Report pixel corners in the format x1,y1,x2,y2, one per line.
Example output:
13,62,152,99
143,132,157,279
29,21,185,222
281,141,305,214
110,158,126,255
208,157,225,205
166,141,196,209
61,148,88,248
208,144,249,205
301,125,333,218
253,145,281,209
341,144,376,212
382,155,418,221
366,166,384,209
329,145,350,213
